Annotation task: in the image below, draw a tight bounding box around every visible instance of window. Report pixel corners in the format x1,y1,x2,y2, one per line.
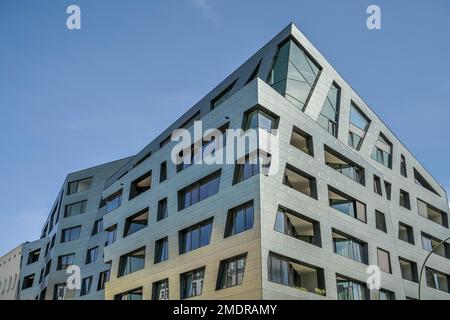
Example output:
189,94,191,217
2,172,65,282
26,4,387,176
97,269,111,291
53,283,67,300
80,276,93,296
61,226,81,243
152,279,169,300
317,82,340,137
180,267,205,299
105,225,117,246
283,164,318,199
379,289,395,300
123,208,149,237
38,268,44,284
375,210,387,233
290,127,314,156
414,168,439,195
332,230,368,264
91,219,103,236
50,234,56,250
157,198,168,221
245,60,261,85
274,207,321,247
159,135,171,149
178,170,221,210
426,267,450,293
154,237,169,264
243,108,278,132
348,103,370,150
421,232,450,259
44,260,51,276
373,175,383,196
179,111,201,129
85,246,98,265
400,154,407,177
101,190,122,213
371,133,393,168
399,258,418,282
68,177,92,195
133,151,151,168
384,181,392,200
160,161,167,182
232,152,266,185
179,218,213,254
399,189,411,210
211,80,237,109
224,201,254,237
398,223,414,244
22,274,35,289
129,171,151,200
118,247,145,277
336,275,369,300
64,200,87,217
27,249,40,265
377,248,392,274
268,253,325,295
217,254,247,290
417,199,448,227
328,187,366,223
57,253,75,270
114,287,143,300
324,146,365,185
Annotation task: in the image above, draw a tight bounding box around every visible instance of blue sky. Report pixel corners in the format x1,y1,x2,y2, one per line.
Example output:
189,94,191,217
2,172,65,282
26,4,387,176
0,0,449,256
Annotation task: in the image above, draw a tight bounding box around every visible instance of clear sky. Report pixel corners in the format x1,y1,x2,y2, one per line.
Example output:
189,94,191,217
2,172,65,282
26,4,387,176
0,0,449,256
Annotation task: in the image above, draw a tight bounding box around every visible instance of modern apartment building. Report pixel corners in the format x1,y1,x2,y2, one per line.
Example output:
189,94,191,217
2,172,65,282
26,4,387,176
7,23,450,300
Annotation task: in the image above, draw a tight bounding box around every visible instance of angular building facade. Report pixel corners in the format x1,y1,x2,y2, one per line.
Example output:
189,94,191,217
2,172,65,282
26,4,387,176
8,23,450,300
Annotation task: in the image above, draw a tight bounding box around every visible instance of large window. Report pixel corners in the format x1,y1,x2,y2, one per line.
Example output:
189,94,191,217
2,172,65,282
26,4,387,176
80,276,93,296
421,232,450,259
332,230,368,264
217,254,247,290
224,201,254,237
129,171,151,200
414,168,439,195
61,226,81,243
328,187,366,223
85,246,98,265
64,200,87,217
152,279,169,300
57,253,75,270
371,133,393,168
91,219,103,236
426,267,450,293
154,237,169,264
324,146,365,185
114,287,143,300
180,267,205,299
68,177,92,195
377,248,392,274
101,190,122,214
399,258,418,283
417,199,448,227
336,275,369,300
243,108,278,132
398,223,415,244
290,127,314,156
179,218,213,254
348,103,370,150
178,170,221,210
123,208,149,237
157,198,168,221
317,82,340,137
22,274,35,289
27,249,40,265
283,164,318,199
232,153,263,185
118,247,146,277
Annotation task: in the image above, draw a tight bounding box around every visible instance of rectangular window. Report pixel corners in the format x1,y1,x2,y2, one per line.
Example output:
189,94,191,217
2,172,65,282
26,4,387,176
426,267,450,293
97,269,111,291
27,249,41,265
157,198,168,221
399,258,418,283
105,224,117,246
232,152,265,185
421,232,450,259
118,247,146,277
224,201,254,237
85,246,98,265
400,154,407,177
328,187,366,223
64,200,87,217
152,279,169,300
178,170,221,210
324,146,365,185
332,230,368,264
114,287,143,300
22,274,35,289
348,103,370,150
101,190,122,213
53,283,67,300
57,253,75,271
283,164,318,199
61,226,81,243
379,289,395,300
399,189,411,210
398,222,415,244
160,161,167,182
68,177,92,195
274,207,321,247
373,175,382,196
217,254,247,290
154,237,169,264
243,108,278,133
129,171,152,200
290,127,314,156
384,181,392,200
180,267,205,299
371,133,393,168
91,219,103,236
123,208,149,237
375,210,387,233
179,218,213,254
417,199,448,227
377,248,392,274
80,276,93,296
336,275,369,300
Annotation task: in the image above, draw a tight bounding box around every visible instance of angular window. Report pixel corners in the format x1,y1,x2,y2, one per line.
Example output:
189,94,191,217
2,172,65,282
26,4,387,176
118,247,146,277
44,260,51,276
373,175,383,196
243,108,278,133
91,219,103,236
245,60,261,85
160,161,167,182
114,287,143,300
417,199,448,227
105,224,117,246
211,80,237,109
157,197,168,221
268,252,326,295
224,201,254,237
268,39,321,110
27,249,40,265
85,246,98,265
283,164,318,199
53,283,67,300
179,218,213,254
152,279,169,300
414,168,439,195
97,268,111,291
154,237,169,264
22,274,35,289
399,189,411,210
324,146,365,185
377,248,392,274
398,222,414,244
379,289,395,300
217,254,247,290
328,187,366,223
38,268,45,284
68,177,92,195
371,133,393,169
178,170,221,210
233,154,259,184
124,208,149,237
375,210,387,233
57,253,75,270
317,82,340,137
336,275,369,300
129,171,151,200
64,200,87,217
274,207,321,247
426,267,450,293
348,103,370,150
159,136,171,149
50,234,56,250
384,181,392,201
180,267,205,299
290,127,314,156
399,258,418,283
133,151,151,168
332,230,368,264
80,276,93,296
101,190,122,214
400,154,407,177
421,232,450,259
61,226,81,243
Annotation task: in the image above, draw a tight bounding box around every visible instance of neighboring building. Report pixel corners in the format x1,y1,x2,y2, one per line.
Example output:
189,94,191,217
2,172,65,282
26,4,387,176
0,244,23,300
11,23,450,300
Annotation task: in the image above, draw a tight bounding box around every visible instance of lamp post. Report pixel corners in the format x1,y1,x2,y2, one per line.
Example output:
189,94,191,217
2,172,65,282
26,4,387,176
418,236,450,300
